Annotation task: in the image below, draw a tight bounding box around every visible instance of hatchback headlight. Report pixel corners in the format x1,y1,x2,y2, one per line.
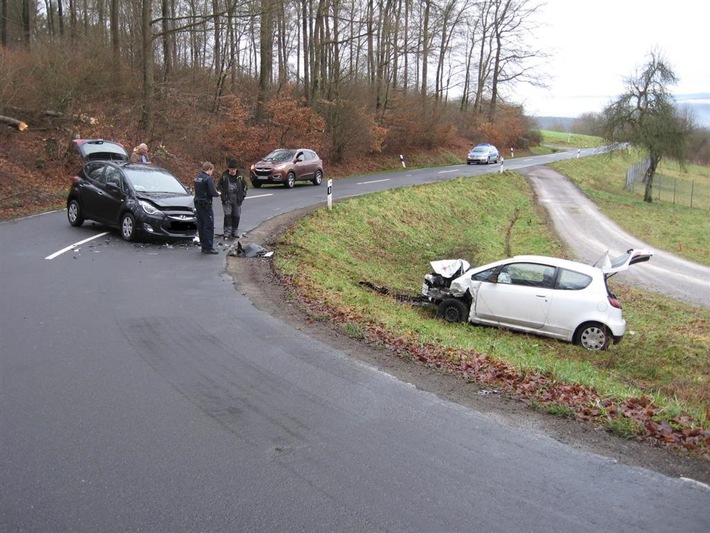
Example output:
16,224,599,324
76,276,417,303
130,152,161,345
139,200,162,216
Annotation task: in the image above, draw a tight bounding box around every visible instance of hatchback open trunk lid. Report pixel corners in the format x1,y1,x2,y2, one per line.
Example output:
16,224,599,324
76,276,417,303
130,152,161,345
72,139,129,162
599,248,654,276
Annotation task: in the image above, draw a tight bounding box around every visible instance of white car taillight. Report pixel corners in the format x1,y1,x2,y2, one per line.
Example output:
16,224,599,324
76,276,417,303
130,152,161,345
608,296,621,309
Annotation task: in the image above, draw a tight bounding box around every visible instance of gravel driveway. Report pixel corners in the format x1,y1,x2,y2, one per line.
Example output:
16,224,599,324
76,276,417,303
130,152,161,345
519,165,710,310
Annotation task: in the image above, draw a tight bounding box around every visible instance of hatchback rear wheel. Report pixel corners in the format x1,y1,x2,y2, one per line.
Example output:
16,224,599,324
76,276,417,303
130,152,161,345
575,322,611,351
285,172,296,188
312,170,323,186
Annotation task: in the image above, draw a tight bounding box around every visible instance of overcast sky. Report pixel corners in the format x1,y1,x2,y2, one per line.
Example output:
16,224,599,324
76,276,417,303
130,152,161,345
509,0,708,119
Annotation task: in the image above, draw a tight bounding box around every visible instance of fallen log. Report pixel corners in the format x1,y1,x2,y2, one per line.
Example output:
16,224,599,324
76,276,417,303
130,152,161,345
0,115,28,131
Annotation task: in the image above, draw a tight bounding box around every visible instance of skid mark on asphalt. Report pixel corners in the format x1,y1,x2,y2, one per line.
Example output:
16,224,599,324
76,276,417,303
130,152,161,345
118,317,313,449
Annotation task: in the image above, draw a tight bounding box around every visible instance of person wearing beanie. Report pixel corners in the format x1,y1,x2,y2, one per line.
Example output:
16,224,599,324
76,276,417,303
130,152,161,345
217,159,248,239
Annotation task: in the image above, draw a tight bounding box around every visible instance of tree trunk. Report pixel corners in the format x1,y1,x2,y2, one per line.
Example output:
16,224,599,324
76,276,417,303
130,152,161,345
643,154,660,203
161,0,172,79
0,115,29,131
110,0,120,74
258,0,274,118
139,0,154,132
301,0,310,104
420,0,430,98
2,0,8,46
21,0,31,47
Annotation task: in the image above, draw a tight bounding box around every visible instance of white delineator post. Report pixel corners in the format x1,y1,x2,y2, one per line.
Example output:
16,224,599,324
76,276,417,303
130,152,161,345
499,156,504,174
400,154,406,168
327,179,333,210
577,149,581,159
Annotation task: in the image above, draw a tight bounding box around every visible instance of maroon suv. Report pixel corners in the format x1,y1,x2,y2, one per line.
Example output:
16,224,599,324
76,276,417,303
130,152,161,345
250,148,324,188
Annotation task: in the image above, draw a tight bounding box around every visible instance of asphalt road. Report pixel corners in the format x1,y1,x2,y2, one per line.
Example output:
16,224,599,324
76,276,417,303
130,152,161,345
1,150,708,532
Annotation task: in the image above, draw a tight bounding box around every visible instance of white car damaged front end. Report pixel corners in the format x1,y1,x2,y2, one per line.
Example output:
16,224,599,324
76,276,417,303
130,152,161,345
420,249,653,350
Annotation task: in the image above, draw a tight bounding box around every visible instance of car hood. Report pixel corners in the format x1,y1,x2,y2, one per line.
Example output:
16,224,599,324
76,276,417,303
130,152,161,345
599,248,654,276
137,192,194,208
429,259,471,279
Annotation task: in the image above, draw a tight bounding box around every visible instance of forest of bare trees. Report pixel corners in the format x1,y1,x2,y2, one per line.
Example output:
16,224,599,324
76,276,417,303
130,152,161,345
1,0,546,165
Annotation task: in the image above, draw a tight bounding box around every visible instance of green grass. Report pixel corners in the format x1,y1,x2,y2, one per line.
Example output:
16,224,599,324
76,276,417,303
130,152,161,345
540,130,606,149
550,149,710,265
274,171,710,439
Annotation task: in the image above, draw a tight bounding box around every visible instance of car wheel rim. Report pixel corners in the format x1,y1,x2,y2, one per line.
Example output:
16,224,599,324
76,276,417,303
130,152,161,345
581,327,606,350
122,217,134,238
68,204,77,222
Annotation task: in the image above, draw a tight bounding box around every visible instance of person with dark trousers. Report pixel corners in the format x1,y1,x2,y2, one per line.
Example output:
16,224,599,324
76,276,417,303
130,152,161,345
193,161,221,254
217,159,248,239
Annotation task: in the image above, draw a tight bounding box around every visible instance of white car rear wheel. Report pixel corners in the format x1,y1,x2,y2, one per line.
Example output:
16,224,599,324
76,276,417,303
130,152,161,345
577,323,611,351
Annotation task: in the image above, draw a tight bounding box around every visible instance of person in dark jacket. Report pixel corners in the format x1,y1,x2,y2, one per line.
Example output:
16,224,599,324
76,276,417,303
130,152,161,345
193,161,221,254
217,159,248,239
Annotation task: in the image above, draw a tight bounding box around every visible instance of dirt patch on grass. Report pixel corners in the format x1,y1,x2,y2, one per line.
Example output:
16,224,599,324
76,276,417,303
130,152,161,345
227,206,710,484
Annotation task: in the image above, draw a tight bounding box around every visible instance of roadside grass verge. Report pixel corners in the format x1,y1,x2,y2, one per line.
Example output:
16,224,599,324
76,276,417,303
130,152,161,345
273,172,710,455
540,130,606,149
550,150,710,265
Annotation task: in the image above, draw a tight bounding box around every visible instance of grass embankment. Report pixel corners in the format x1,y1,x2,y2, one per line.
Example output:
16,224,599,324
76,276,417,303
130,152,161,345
273,172,710,455
530,130,605,156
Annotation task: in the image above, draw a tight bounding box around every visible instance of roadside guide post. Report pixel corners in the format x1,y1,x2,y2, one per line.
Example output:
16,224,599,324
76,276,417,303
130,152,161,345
499,156,504,174
327,179,333,210
400,154,406,168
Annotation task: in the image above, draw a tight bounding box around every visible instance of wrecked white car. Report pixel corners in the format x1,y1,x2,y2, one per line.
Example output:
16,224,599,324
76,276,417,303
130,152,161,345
422,249,653,350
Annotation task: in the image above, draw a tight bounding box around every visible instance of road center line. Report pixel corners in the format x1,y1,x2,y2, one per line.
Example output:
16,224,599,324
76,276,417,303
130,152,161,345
245,193,273,199
45,232,110,260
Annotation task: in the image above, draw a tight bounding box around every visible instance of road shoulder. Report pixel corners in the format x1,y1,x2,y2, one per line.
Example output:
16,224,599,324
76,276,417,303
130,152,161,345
226,205,710,483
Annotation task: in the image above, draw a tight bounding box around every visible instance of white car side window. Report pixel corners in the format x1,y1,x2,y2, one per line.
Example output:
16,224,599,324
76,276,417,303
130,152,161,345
558,269,592,290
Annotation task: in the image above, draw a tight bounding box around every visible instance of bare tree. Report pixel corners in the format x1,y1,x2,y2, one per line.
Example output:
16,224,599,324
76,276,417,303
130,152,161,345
602,51,695,203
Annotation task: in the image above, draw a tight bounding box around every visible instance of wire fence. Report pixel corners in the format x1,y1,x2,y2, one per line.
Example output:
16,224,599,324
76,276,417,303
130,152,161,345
625,159,710,210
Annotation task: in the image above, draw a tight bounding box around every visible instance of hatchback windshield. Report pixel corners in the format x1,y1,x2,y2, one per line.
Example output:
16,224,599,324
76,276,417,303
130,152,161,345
124,167,188,194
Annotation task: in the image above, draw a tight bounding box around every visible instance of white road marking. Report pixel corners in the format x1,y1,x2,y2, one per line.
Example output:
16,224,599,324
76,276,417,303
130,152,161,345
357,178,391,185
245,193,273,199
45,232,110,260
438,170,460,174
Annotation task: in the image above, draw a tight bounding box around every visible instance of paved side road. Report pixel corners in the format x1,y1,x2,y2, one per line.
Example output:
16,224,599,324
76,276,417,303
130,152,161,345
519,165,710,310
